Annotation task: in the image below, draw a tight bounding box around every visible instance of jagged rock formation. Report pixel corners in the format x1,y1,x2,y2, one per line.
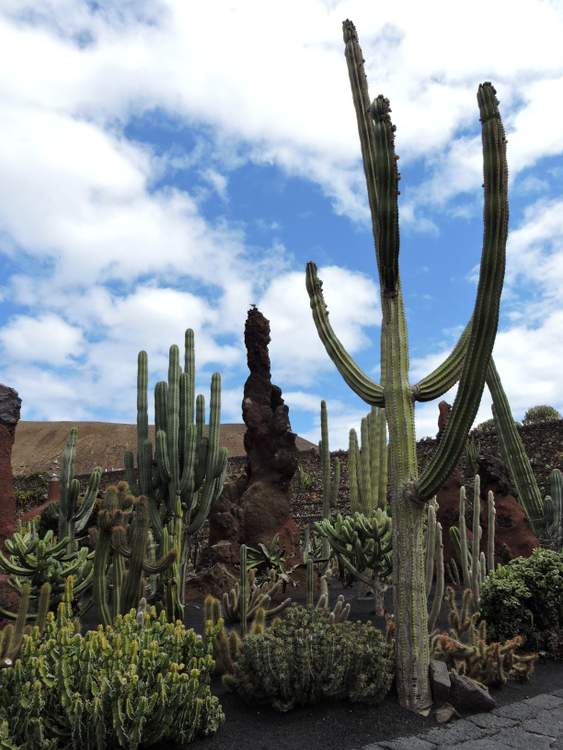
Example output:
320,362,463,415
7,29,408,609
205,306,299,567
0,385,21,547
0,385,21,614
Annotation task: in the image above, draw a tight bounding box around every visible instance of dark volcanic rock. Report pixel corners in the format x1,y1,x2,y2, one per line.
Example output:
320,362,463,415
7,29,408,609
430,659,452,705
449,671,496,713
0,385,21,614
205,307,299,568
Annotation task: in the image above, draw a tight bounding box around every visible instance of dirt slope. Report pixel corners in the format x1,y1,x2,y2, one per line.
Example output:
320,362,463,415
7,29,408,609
12,421,316,477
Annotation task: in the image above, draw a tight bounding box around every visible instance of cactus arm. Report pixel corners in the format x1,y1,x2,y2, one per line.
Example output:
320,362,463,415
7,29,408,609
471,476,482,605
412,321,472,402
155,430,172,485
305,263,384,406
240,545,248,637
550,470,563,549
424,502,437,598
416,83,508,502
343,19,399,293
166,345,181,512
93,528,112,627
74,466,102,532
155,381,168,435
486,357,544,534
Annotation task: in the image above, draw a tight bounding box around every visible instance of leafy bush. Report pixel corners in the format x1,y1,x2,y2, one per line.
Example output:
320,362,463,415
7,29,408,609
523,405,562,425
224,604,393,711
0,594,224,748
479,548,563,654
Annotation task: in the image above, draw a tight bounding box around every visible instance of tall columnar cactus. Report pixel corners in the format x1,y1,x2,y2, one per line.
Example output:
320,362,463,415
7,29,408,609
93,490,176,626
319,401,341,518
124,330,228,618
449,476,497,608
486,358,544,535
305,20,508,710
348,406,388,512
543,469,563,550
58,427,102,552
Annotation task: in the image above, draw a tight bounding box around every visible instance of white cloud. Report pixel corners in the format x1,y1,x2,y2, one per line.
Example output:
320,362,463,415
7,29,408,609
0,313,84,365
259,265,380,385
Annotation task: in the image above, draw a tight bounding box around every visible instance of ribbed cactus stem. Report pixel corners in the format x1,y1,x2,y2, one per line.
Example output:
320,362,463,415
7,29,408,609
348,429,360,512
471,476,482,605
487,490,496,572
240,544,248,637
306,558,314,608
425,502,436,598
487,358,544,535
306,20,509,711
428,521,444,632
459,487,470,591
549,469,563,549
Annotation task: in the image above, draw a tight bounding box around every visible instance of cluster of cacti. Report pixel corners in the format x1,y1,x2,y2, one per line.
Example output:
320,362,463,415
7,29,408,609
92,484,176,626
431,586,537,686
0,582,51,667
203,593,268,676
0,521,92,620
348,406,388,512
124,331,228,619
0,577,224,749
314,509,392,614
221,545,291,628
305,19,509,709
305,559,351,622
58,426,102,552
448,476,496,607
223,604,394,711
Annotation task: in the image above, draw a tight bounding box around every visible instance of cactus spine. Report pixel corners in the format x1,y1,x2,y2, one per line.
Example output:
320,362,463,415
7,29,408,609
306,21,508,710
58,427,102,552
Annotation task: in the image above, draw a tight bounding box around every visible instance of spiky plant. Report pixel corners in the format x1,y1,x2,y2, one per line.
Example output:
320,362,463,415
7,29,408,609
305,21,508,710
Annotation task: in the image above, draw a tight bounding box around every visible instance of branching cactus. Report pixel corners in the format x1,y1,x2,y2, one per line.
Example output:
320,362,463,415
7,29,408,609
349,406,388,512
449,476,497,608
93,488,176,626
125,330,228,619
305,20,508,710
58,427,102,552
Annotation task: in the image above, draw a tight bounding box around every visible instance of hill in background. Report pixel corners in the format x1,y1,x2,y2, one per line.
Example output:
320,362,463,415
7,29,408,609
12,421,317,477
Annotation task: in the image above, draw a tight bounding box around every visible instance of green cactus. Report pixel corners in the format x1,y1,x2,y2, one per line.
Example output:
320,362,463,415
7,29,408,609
58,427,102,552
486,358,544,535
543,468,563,550
0,520,92,620
0,580,224,749
319,400,341,517
93,487,176,626
125,332,228,620
449,476,497,609
305,20,508,709
431,586,537,686
348,406,388,513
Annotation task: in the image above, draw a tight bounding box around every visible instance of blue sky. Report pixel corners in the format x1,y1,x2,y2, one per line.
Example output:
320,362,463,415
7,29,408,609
1,0,562,449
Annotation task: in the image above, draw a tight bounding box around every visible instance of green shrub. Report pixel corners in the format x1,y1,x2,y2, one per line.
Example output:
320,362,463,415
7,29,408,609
475,418,496,432
523,405,562,425
224,604,393,711
0,595,224,748
479,548,563,653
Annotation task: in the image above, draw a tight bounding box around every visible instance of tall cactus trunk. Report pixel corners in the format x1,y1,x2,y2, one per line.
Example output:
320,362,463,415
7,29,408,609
305,20,508,712
382,290,430,710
